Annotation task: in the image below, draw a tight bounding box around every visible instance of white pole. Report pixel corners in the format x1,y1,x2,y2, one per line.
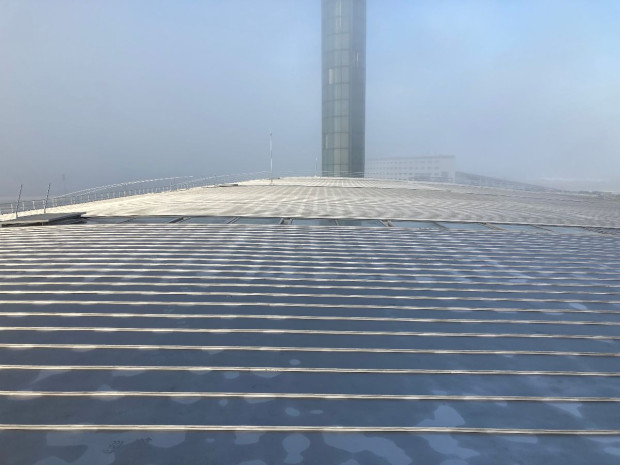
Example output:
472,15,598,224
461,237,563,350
43,183,51,214
15,184,23,219
269,132,273,185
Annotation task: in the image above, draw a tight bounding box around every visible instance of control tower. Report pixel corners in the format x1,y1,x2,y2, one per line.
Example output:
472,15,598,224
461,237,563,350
321,0,366,177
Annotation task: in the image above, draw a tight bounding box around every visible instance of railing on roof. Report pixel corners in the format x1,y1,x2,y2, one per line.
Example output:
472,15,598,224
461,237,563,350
0,171,269,217
1,170,574,218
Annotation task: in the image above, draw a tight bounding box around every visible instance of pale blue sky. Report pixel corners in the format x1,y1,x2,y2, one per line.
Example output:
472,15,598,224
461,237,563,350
1,0,619,196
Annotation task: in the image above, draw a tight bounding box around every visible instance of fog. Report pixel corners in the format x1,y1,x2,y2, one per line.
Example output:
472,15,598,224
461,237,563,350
1,0,619,197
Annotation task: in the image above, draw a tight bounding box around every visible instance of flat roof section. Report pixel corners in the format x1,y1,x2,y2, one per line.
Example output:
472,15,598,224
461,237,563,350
0,212,84,227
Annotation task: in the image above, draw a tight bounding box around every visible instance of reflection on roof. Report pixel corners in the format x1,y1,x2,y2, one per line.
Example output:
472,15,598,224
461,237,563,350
0,177,619,464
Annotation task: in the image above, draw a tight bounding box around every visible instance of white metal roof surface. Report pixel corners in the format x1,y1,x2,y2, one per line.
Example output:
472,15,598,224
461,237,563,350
0,178,619,464
4,177,619,227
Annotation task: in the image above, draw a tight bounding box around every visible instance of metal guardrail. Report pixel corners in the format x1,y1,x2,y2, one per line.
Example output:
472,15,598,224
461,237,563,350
6,170,568,218
0,172,270,217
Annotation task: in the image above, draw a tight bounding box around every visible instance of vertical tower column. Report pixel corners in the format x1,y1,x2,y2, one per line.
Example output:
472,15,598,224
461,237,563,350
322,0,366,177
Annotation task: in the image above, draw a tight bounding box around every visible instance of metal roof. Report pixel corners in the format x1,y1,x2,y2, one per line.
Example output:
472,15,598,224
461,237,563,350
0,177,619,464
4,177,619,227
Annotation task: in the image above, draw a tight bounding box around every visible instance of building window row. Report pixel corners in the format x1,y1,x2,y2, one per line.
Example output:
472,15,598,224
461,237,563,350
327,67,350,84
323,82,350,100
324,132,350,149
324,33,351,51
324,116,350,133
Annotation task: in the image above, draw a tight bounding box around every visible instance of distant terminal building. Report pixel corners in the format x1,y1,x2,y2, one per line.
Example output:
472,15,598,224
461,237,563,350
366,155,456,182
322,0,366,177
455,171,555,192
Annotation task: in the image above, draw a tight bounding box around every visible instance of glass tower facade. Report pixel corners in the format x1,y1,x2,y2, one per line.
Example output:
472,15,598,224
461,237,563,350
322,0,366,177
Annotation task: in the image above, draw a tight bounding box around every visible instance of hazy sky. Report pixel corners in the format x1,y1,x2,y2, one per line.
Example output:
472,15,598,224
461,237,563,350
1,0,619,196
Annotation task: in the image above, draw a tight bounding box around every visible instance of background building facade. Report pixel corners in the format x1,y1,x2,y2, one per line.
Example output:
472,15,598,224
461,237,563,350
322,0,366,177
366,155,456,182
